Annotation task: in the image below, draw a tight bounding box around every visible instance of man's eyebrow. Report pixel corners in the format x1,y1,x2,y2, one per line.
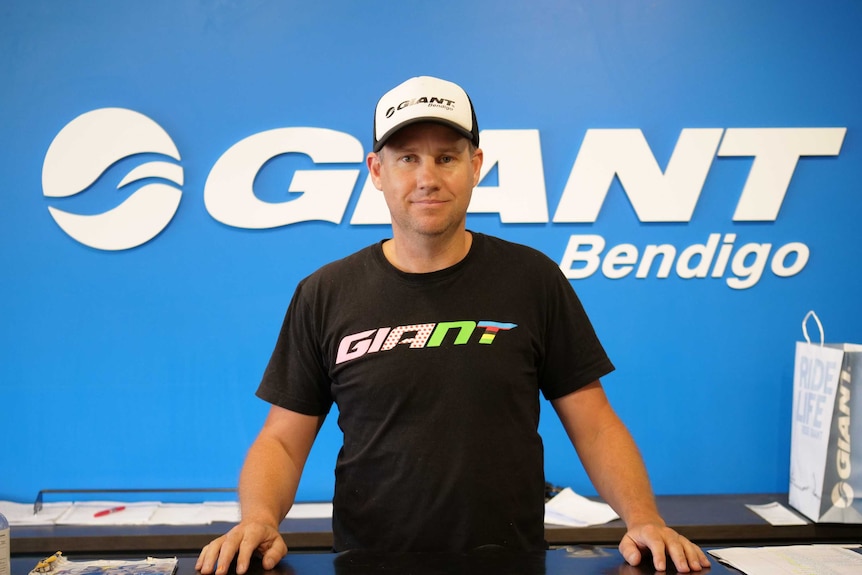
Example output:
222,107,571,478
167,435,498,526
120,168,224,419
385,143,415,154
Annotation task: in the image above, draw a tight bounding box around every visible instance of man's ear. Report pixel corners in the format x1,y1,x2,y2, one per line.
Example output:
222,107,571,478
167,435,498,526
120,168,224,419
471,148,484,187
367,152,384,191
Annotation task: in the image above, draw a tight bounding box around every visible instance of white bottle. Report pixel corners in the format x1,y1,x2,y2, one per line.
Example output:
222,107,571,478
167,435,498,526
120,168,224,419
0,511,9,575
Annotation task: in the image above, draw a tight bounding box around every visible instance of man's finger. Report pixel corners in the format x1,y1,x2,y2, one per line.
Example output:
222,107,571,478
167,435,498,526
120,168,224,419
215,531,242,575
673,538,711,572
235,532,262,575
261,541,288,570
665,538,691,572
619,535,643,566
650,542,667,572
197,537,227,575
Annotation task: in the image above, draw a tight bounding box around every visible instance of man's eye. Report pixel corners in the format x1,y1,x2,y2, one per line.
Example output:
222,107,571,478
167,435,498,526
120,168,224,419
439,156,453,163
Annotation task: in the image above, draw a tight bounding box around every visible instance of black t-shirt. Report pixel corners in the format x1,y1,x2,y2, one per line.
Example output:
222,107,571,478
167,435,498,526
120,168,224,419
257,232,614,552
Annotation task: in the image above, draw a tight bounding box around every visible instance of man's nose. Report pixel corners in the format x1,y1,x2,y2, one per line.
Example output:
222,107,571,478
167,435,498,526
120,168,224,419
415,158,441,188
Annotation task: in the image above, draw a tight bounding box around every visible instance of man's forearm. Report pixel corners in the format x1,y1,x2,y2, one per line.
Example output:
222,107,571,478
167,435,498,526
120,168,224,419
553,385,710,571
551,383,663,527
237,434,304,527
575,414,663,527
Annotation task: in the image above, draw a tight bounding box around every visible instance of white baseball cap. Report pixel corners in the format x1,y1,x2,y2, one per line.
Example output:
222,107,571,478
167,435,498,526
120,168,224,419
372,76,479,152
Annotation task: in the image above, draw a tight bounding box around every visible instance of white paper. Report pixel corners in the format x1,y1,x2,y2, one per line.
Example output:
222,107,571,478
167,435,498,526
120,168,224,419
286,502,333,519
148,502,240,525
710,544,862,575
543,487,619,527
0,501,72,525
198,501,242,523
1,499,331,526
54,501,160,525
745,501,808,526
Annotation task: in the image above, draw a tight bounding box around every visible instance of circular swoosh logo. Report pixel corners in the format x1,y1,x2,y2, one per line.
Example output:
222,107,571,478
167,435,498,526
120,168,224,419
42,108,183,250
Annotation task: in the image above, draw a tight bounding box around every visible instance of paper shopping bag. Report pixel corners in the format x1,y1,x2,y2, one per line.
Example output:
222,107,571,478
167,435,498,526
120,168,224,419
788,311,862,523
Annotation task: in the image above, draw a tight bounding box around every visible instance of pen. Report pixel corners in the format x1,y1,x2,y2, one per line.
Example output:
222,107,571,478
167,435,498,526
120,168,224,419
93,505,126,518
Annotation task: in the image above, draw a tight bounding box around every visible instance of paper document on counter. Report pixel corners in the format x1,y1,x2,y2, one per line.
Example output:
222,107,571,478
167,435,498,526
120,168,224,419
0,501,72,525
745,501,808,526
709,544,862,575
27,553,177,575
54,501,160,525
286,502,333,519
2,499,331,526
543,487,619,527
148,501,240,525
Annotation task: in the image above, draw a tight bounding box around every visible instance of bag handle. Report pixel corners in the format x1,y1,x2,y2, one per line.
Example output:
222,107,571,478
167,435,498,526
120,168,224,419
802,310,825,346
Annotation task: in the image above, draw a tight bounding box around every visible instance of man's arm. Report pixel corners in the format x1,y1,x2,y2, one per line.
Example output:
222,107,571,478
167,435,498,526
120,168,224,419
196,405,324,575
551,381,710,572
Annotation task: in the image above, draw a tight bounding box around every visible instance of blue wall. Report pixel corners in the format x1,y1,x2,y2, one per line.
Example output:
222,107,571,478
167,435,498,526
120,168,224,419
2,0,861,503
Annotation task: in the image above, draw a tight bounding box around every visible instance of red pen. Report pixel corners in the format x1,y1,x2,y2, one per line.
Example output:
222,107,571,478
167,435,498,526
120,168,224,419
93,505,126,518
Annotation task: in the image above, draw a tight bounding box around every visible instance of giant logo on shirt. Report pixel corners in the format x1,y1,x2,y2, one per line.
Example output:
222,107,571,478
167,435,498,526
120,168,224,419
336,321,518,365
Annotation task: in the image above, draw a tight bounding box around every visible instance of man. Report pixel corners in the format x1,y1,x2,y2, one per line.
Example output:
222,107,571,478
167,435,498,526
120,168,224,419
197,76,710,574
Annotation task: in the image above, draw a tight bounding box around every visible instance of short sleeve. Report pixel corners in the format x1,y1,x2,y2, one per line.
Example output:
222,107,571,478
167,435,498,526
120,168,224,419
256,279,333,416
537,265,615,401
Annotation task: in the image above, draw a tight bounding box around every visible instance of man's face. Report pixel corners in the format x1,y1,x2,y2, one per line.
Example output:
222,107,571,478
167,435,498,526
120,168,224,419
367,122,483,241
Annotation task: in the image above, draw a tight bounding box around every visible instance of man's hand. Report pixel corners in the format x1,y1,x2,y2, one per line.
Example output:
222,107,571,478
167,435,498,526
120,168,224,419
619,523,710,572
195,520,288,575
